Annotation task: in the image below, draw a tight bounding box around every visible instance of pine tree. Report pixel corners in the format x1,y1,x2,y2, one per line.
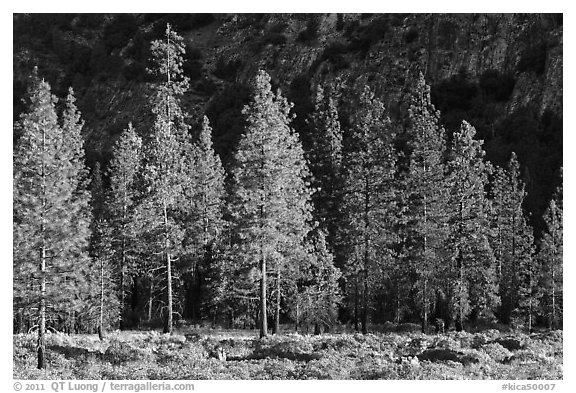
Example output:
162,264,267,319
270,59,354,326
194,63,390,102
60,88,95,334
539,174,563,329
341,85,397,334
516,244,540,332
90,162,106,219
447,121,498,331
139,24,191,334
490,153,535,326
403,73,450,332
14,76,91,368
181,116,226,320
86,163,121,340
294,230,342,334
307,84,343,246
90,219,119,340
108,123,142,329
230,70,314,337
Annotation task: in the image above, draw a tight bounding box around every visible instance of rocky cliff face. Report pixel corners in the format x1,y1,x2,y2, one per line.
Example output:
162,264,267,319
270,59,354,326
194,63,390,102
14,13,562,147
198,13,562,117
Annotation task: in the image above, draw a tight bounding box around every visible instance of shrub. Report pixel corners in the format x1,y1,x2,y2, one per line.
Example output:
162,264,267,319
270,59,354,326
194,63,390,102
431,336,461,351
103,340,153,364
418,348,462,363
482,342,513,362
494,337,526,351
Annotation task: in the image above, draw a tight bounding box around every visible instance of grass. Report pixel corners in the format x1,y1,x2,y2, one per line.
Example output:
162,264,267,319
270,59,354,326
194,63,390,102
13,328,563,380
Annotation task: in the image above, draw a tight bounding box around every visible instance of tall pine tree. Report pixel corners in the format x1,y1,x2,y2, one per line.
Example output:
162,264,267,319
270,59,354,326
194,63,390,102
341,85,397,334
490,152,535,326
108,123,142,329
14,76,91,368
230,70,314,337
139,24,192,334
403,73,450,332
181,116,226,320
447,121,498,330
538,173,563,329
307,83,343,247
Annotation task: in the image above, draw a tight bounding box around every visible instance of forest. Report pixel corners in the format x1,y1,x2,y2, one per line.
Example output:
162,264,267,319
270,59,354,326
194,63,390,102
13,16,562,379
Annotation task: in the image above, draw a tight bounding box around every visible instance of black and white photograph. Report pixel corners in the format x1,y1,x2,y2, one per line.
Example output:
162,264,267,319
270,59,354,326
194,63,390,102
11,6,564,384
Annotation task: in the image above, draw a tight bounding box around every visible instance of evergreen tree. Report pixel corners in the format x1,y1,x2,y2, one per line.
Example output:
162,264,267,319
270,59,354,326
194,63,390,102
181,116,226,320
90,219,119,340
90,162,106,219
490,153,535,326
516,243,540,332
403,74,450,332
85,163,121,340
60,88,95,334
230,70,314,337
340,85,397,334
108,123,142,329
307,84,343,247
139,24,191,334
294,230,342,334
447,121,498,331
13,76,91,368
538,174,563,329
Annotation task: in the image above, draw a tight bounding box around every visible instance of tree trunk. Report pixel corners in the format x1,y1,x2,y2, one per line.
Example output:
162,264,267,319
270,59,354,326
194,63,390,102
38,127,46,369
422,278,428,334
422,192,429,334
163,200,173,335
314,323,321,335
38,246,46,369
354,278,359,332
99,257,105,340
260,252,267,338
361,272,368,335
551,268,556,330
456,201,465,332
273,265,281,335
361,182,370,335
528,267,533,333
148,279,153,322
120,235,126,330
295,301,299,333
162,26,174,336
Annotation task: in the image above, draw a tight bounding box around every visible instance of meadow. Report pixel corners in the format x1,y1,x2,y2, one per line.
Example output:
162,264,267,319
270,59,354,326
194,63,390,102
14,327,563,380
